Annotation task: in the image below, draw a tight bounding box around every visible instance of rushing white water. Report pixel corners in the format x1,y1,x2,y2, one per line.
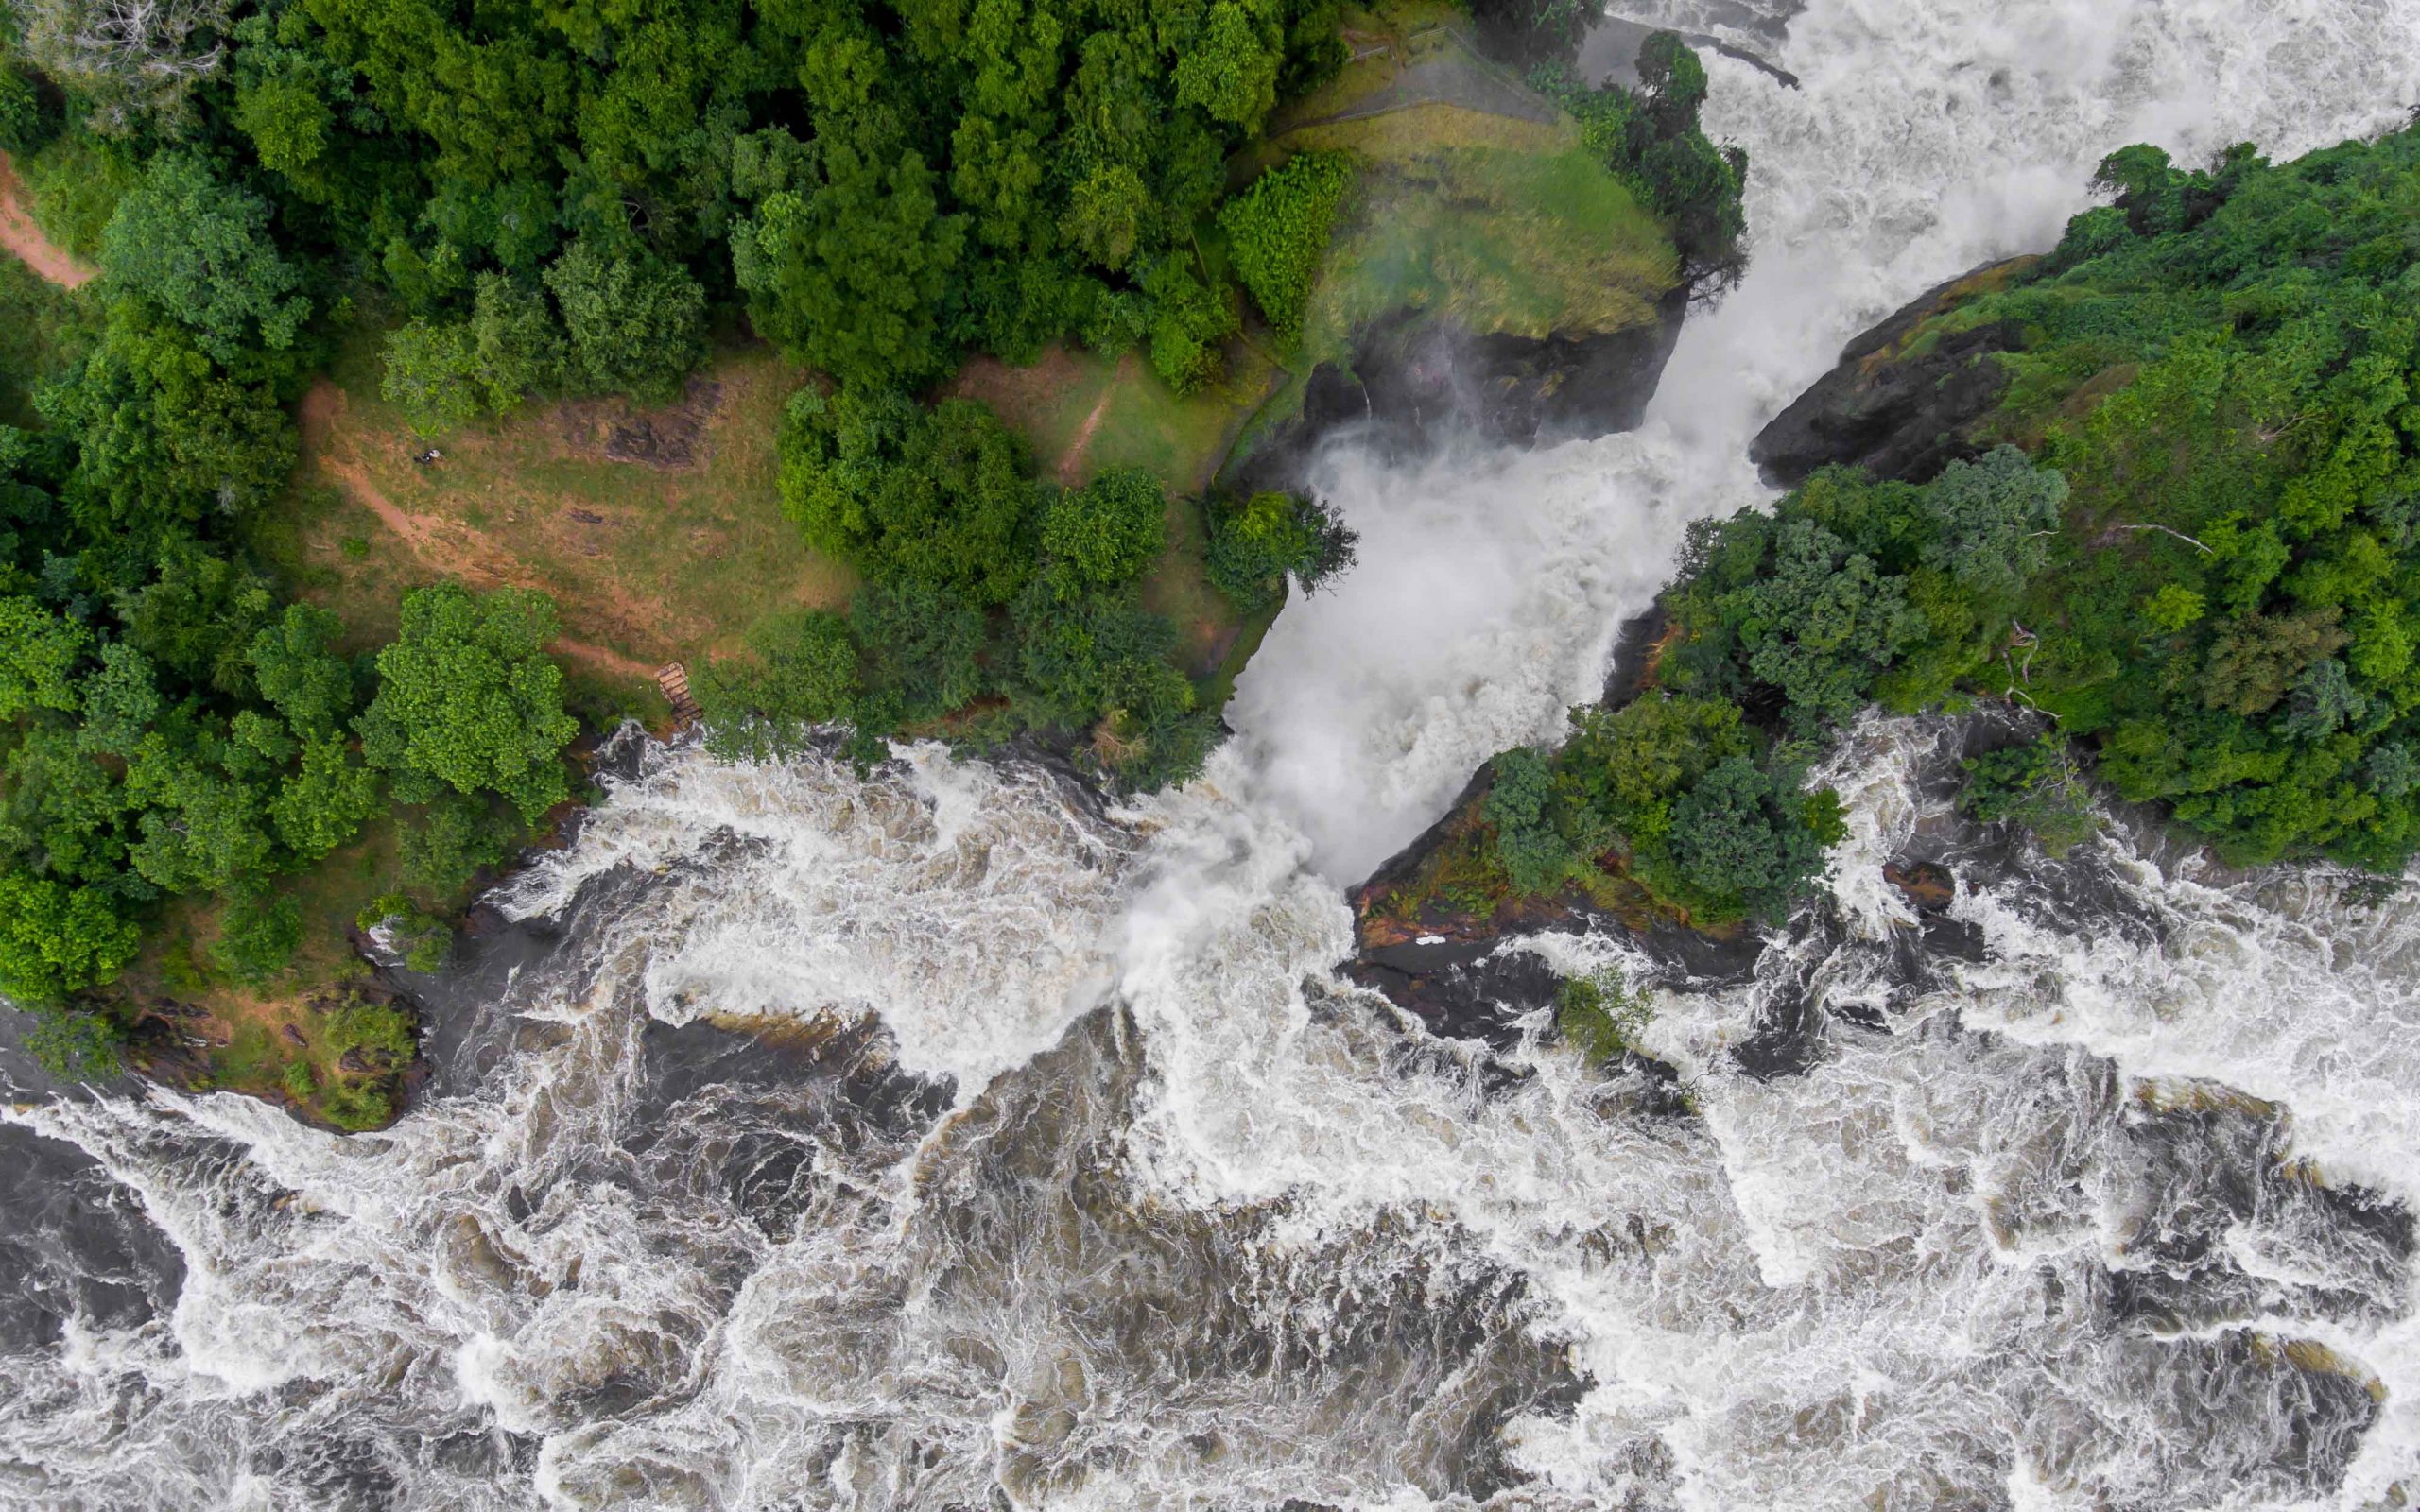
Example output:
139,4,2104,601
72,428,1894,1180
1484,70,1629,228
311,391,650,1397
9,1,2420,1507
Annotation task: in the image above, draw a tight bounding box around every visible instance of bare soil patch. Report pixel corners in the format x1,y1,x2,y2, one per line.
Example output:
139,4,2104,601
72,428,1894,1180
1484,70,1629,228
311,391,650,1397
0,152,95,289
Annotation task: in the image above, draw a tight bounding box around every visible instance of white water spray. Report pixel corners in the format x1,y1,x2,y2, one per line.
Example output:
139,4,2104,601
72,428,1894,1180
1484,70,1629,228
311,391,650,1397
7,0,2420,1507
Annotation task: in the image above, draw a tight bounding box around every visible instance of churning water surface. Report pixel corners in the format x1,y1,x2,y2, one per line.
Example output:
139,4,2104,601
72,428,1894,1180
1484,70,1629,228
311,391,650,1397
9,1,2420,1507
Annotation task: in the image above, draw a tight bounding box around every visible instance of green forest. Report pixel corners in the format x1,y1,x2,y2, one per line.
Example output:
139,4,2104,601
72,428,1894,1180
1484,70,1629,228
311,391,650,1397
0,0,1352,1095
1478,118,2420,925
0,0,1749,1109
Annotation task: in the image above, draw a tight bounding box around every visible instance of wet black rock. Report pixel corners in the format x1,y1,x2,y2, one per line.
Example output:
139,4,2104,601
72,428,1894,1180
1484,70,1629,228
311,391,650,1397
1232,291,1690,494
1346,938,1563,1050
1751,258,2036,486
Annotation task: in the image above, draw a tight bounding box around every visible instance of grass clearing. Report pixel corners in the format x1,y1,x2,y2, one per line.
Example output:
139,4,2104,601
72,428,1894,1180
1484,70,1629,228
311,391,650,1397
1300,136,1675,364
252,337,856,689
950,340,1282,493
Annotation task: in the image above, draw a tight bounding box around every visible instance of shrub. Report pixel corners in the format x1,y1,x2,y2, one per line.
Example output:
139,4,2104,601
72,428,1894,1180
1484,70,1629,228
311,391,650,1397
396,793,515,899
1557,967,1652,1065
324,993,417,1064
356,892,454,972
380,318,483,437
212,888,302,984
0,67,56,154
850,581,985,723
694,610,866,760
1009,582,1179,725
543,238,706,401
777,388,1040,604
0,871,140,1002
1205,490,1358,611
1960,735,2099,855
320,1078,394,1132
24,1005,124,1082
1219,151,1353,338
16,134,137,260
1485,747,1577,897
1040,468,1168,592
1141,254,1238,395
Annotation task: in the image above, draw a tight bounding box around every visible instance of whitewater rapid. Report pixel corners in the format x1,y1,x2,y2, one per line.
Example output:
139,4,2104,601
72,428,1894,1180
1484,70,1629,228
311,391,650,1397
8,0,2420,1507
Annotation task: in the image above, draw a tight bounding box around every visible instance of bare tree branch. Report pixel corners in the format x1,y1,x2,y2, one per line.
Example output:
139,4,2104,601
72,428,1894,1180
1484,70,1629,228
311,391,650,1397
2109,523,2214,554
19,0,229,136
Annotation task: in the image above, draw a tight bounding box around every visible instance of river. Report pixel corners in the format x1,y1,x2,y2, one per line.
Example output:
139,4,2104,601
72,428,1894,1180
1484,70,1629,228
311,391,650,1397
6,0,2420,1506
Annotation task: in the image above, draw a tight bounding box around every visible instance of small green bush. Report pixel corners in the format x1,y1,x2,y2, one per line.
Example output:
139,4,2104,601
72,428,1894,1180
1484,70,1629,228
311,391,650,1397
1205,490,1357,611
324,994,417,1064
320,1078,394,1132
1218,151,1353,338
1558,967,1652,1065
0,67,56,154
850,581,985,723
694,610,866,760
356,892,454,972
1141,254,1238,395
211,889,303,985
1960,735,2100,855
396,794,515,900
1040,468,1167,592
24,1006,125,1082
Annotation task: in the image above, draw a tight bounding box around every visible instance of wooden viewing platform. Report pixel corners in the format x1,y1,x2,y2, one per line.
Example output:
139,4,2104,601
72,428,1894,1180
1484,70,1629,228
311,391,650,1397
656,662,702,726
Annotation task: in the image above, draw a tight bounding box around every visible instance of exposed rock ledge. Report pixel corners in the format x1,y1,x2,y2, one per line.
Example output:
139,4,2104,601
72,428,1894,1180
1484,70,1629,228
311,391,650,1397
1231,288,1691,493
1750,256,2039,487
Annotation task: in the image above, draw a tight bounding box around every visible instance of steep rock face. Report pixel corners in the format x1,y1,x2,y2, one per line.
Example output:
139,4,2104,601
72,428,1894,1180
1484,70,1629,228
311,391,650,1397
1232,290,1690,493
1750,257,2039,486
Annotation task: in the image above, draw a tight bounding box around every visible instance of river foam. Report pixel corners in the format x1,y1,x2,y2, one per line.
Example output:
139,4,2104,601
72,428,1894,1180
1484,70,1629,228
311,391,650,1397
6,0,2420,1506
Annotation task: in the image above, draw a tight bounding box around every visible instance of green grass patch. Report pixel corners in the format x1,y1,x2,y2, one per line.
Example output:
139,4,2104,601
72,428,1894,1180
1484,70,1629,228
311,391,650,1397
251,337,856,675
1303,142,1675,365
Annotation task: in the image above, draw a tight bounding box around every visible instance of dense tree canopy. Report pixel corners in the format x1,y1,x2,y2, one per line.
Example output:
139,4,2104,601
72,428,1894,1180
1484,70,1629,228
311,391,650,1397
753,390,1245,789
1488,446,2064,922
1896,121,2420,868
4,0,1349,419
356,583,579,823
0,0,1372,1084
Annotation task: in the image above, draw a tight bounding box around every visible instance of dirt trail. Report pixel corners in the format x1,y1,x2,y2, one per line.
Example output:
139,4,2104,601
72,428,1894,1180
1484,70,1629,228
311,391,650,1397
0,152,95,289
1057,353,1133,483
298,383,661,681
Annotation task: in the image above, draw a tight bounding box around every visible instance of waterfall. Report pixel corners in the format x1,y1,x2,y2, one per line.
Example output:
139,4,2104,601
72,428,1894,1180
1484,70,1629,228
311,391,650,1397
7,0,2420,1507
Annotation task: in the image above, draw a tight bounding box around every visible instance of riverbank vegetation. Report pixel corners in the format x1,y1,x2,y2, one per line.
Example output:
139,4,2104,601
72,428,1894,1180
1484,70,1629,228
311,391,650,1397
1480,447,2066,925
0,0,1725,1109
1466,119,2420,929
1824,122,2420,871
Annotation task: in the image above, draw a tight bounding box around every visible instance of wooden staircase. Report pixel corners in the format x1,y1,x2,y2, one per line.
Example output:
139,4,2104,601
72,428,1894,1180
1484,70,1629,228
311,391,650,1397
655,662,702,726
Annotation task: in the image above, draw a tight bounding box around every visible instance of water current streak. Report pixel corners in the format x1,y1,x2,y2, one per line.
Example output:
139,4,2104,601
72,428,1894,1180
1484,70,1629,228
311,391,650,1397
7,0,2420,1506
